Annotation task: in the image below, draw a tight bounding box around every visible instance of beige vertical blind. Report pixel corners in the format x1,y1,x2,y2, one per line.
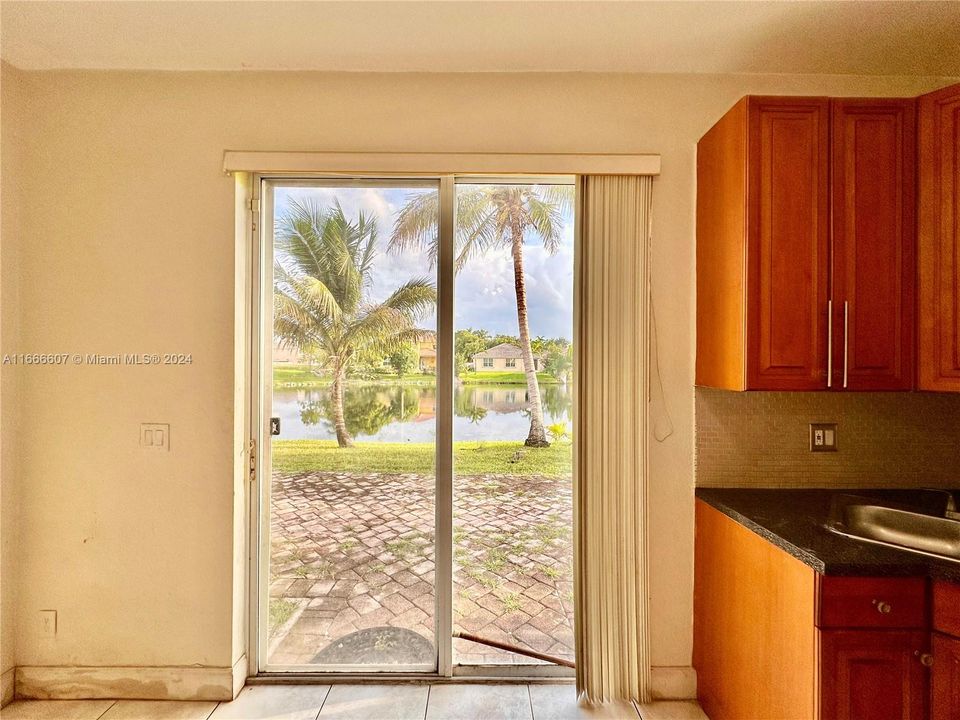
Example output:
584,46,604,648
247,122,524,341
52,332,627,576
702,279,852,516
574,174,653,703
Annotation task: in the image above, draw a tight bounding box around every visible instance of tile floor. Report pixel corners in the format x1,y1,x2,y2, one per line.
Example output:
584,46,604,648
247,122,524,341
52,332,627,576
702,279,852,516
1,684,708,720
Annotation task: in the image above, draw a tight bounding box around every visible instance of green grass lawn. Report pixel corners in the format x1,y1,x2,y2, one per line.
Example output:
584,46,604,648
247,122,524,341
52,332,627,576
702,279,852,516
273,364,329,388
274,364,557,389
272,440,572,477
458,370,557,385
273,364,436,389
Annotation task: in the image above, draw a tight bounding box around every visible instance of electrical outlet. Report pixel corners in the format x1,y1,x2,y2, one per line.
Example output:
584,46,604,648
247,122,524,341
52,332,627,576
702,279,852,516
140,423,170,450
39,609,57,638
810,423,838,452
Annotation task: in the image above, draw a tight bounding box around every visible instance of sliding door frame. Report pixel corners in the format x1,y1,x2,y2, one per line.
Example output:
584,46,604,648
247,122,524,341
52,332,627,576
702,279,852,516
248,172,574,680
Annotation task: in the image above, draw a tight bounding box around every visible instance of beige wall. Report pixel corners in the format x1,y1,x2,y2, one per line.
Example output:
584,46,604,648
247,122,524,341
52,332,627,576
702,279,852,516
1,65,956,681
473,357,532,372
1,61,24,702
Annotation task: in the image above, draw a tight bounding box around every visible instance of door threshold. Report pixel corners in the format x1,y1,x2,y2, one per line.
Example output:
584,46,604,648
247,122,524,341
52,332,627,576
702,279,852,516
247,674,575,685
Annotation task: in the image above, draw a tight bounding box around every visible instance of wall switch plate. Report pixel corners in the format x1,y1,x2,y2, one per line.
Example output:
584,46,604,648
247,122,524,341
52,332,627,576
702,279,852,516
810,423,838,452
39,609,57,637
140,423,170,450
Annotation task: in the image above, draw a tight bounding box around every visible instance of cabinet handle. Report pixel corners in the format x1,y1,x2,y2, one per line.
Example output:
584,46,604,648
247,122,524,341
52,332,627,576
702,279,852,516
915,651,934,667
842,301,849,389
827,299,833,388
872,599,892,614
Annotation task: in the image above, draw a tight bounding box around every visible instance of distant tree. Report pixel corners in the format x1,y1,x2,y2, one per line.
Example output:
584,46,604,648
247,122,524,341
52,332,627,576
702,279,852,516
490,333,521,348
544,344,573,384
455,328,490,373
388,342,419,377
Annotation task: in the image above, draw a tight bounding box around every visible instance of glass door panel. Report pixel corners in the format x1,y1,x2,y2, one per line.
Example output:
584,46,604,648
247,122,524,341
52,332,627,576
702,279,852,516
451,182,576,667
264,180,439,671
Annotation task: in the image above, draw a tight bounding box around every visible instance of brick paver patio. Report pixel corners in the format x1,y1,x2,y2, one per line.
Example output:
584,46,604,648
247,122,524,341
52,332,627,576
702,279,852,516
267,470,573,667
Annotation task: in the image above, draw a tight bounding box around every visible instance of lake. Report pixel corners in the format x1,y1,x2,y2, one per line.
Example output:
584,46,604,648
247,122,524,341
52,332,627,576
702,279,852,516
272,382,573,442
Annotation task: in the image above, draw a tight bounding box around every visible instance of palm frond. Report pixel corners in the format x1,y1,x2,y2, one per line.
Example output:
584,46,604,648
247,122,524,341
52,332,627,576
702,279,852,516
524,194,565,255
389,191,440,259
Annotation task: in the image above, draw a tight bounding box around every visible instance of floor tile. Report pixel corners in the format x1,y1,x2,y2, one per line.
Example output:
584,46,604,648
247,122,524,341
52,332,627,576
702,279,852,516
317,684,428,720
100,699,218,719
209,685,330,720
634,701,709,720
425,683,532,720
529,684,639,719
0,700,116,720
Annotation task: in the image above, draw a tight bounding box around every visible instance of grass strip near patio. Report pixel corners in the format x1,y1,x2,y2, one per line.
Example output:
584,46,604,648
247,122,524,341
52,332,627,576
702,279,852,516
458,370,558,385
272,440,572,477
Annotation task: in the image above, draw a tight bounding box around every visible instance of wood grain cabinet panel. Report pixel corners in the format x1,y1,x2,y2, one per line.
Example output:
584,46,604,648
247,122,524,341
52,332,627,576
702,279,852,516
817,575,927,629
932,633,960,720
831,99,916,390
696,96,829,390
693,501,817,720
820,630,929,720
747,98,831,389
918,83,960,392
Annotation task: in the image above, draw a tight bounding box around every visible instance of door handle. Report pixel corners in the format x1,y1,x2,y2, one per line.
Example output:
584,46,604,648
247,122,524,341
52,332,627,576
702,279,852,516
270,417,281,436
843,301,849,389
827,299,833,388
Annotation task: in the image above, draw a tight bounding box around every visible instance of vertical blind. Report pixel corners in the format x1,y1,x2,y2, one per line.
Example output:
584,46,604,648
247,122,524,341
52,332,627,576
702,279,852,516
574,174,653,703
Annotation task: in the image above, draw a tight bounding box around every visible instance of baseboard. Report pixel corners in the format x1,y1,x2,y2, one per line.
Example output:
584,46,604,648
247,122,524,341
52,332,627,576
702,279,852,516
231,654,247,699
15,665,234,701
650,666,697,700
1,667,14,707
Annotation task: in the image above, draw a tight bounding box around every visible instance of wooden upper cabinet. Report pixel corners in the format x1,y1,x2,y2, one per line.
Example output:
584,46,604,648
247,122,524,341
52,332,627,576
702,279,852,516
831,99,917,390
697,93,921,391
747,98,831,390
697,96,830,390
918,83,960,392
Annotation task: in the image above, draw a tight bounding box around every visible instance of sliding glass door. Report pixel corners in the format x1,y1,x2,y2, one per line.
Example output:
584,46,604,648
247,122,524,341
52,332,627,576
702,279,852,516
254,175,574,676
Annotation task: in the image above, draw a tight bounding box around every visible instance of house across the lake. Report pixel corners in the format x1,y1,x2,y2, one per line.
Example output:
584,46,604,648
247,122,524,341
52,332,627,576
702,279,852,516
470,343,544,372
418,339,437,371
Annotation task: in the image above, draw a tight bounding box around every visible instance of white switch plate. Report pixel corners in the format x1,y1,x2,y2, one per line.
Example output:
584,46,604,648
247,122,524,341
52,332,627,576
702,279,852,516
39,609,57,637
810,422,838,452
140,423,170,450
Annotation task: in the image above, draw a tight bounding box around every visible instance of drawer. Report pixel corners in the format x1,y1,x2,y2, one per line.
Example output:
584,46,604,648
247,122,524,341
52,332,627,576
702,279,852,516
817,576,928,629
933,580,960,637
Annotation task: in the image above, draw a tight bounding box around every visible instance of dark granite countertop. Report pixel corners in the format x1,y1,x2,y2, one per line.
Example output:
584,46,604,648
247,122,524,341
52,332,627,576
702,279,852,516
695,488,960,583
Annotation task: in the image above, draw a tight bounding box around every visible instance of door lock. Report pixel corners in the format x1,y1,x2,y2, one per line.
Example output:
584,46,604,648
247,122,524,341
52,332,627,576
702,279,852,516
270,417,281,436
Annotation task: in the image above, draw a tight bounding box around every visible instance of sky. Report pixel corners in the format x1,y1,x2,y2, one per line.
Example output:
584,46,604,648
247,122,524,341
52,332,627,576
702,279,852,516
274,183,574,340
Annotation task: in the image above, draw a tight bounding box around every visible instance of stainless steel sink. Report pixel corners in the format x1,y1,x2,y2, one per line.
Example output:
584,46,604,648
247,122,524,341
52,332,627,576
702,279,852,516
827,497,960,563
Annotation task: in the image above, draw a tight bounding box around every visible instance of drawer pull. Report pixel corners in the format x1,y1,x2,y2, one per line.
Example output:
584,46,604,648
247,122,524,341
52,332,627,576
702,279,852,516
915,651,934,667
872,599,892,614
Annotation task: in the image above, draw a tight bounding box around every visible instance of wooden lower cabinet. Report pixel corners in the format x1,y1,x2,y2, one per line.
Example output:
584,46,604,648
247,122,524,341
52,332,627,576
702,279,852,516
820,630,929,720
932,634,960,719
694,501,947,720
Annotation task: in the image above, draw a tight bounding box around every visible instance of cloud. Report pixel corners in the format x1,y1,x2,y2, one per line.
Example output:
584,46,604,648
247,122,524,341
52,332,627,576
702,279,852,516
273,184,574,341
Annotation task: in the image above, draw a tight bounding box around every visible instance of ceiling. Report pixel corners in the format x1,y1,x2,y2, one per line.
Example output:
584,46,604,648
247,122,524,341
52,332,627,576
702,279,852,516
2,1,959,76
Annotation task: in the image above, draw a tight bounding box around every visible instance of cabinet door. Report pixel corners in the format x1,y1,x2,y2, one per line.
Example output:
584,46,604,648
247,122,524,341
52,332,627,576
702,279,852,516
831,99,916,390
933,633,960,720
746,97,830,390
918,83,960,392
820,630,928,720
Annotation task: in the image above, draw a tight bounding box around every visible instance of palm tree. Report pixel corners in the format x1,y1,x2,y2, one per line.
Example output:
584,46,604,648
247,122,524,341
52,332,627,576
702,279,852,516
390,185,572,447
274,199,436,447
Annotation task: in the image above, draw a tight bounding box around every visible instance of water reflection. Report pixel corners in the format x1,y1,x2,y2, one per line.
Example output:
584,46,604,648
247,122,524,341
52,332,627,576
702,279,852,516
273,382,572,442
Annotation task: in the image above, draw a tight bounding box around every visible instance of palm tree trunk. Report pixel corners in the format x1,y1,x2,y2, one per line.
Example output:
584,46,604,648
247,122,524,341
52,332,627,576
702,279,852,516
331,365,353,448
511,228,550,447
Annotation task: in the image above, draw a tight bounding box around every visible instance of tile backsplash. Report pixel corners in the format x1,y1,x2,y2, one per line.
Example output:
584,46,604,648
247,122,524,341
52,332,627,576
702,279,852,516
695,388,960,487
